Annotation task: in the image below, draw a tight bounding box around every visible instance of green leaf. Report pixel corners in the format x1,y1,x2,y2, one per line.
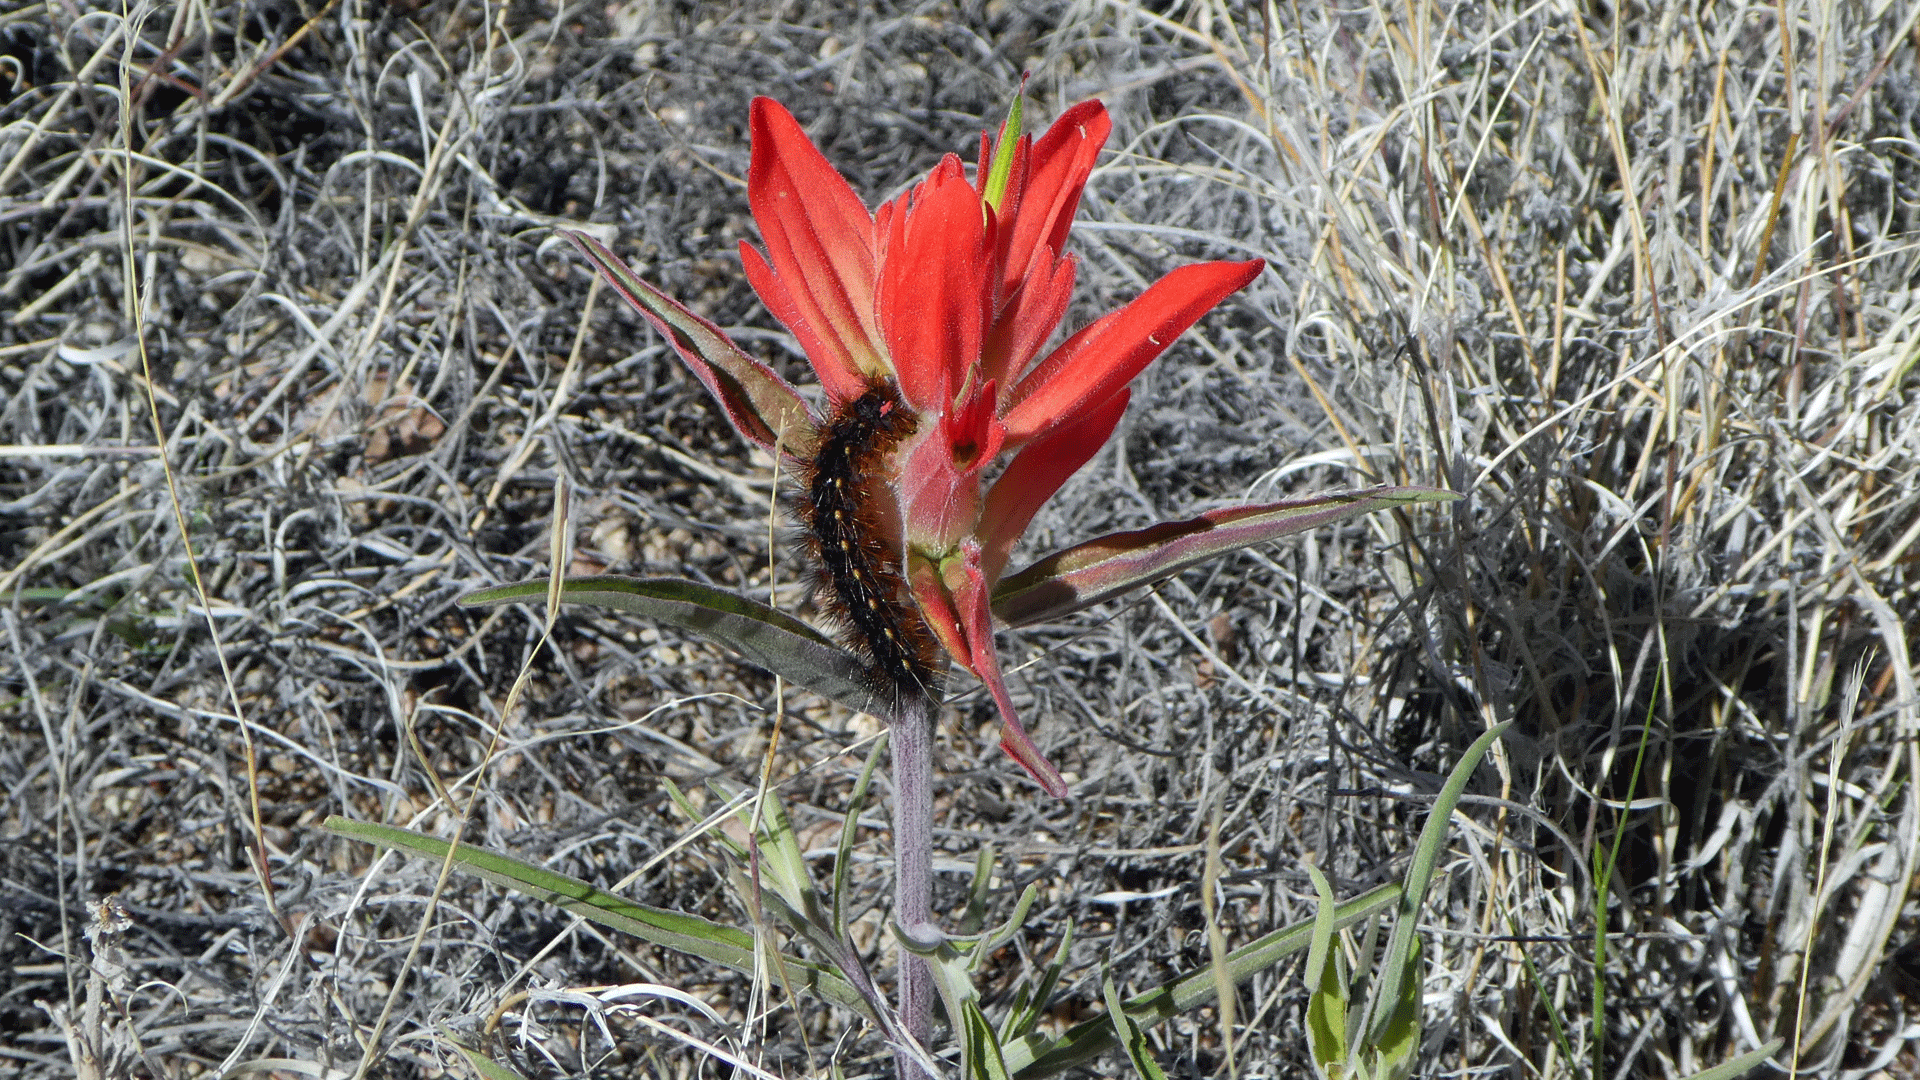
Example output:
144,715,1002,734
1304,865,1349,1080
962,999,1015,1080
721,857,831,963
729,782,814,913
1102,973,1169,1080
1505,909,1577,1071
702,781,862,970
323,816,872,1020
993,486,1460,627
982,92,1024,212
1367,932,1421,1080
1365,724,1508,1046
13,587,82,604
663,777,747,858
564,230,818,459
1676,1040,1784,1080
892,883,1036,964
663,779,884,1025
959,843,997,935
459,576,890,717
969,883,1040,970
442,1028,528,1080
1347,912,1383,1053
1000,922,1072,1044
906,932,1001,1078
1005,882,1402,1078
833,737,886,941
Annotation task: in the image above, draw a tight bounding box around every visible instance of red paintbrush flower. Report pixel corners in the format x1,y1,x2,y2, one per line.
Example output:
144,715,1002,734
572,96,1263,796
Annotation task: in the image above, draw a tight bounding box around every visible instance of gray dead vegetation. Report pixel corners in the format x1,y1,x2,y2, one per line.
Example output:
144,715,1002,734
3,0,1917,1077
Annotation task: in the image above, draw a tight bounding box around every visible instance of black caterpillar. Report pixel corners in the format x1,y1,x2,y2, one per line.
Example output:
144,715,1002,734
798,382,943,698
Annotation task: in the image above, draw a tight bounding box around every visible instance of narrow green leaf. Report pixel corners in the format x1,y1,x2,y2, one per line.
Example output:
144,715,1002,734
324,816,872,1019
1369,933,1421,1080
1347,911,1382,1052
963,999,1015,1080
446,1035,528,1080
1505,910,1578,1072
1001,922,1073,1044
892,882,1035,962
1365,724,1508,1046
1594,674,1661,1077
726,780,817,920
833,737,886,941
1102,973,1169,1080
1676,1040,1784,1080
1005,882,1402,1078
460,576,890,717
969,884,1040,972
982,93,1024,212
1304,865,1349,1080
960,843,997,935
993,486,1460,627
722,858,832,960
563,230,818,459
662,777,747,858
698,780,855,963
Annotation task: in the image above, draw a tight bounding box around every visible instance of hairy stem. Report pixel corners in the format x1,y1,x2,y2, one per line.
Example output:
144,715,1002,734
890,692,938,1079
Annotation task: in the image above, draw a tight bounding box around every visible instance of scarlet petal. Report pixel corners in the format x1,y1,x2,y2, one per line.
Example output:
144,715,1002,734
878,156,993,413
897,422,984,557
951,541,1068,797
983,247,1075,389
978,388,1128,583
972,129,994,198
998,100,1109,302
897,376,1003,557
747,98,884,394
742,242,866,405
947,377,1004,471
1004,259,1265,443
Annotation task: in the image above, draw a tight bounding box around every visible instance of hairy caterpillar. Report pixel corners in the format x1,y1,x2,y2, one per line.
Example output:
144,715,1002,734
797,382,942,699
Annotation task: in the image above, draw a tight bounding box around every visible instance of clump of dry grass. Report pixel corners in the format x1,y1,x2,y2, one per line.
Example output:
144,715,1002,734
3,0,1917,1077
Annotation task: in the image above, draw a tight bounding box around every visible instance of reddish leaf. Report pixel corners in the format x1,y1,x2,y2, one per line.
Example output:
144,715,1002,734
992,486,1460,627
565,231,818,460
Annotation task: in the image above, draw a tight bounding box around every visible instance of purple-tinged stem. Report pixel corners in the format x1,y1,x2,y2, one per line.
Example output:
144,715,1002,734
890,692,937,1080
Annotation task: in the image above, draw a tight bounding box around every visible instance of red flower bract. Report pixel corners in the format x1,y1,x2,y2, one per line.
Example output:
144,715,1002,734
664,96,1262,796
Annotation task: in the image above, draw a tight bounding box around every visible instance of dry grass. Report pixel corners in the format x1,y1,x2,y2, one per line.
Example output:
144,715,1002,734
4,0,1918,1077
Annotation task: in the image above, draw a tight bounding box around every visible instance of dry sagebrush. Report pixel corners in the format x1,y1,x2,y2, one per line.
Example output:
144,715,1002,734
3,0,1918,1077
